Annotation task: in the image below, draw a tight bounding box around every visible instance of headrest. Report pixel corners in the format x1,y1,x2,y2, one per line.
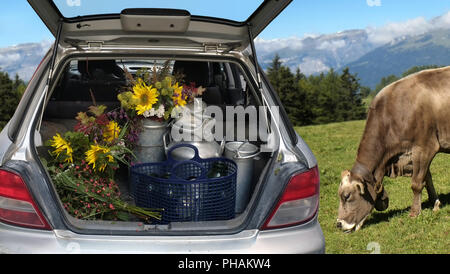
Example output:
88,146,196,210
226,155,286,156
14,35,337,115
78,60,124,79
172,61,210,87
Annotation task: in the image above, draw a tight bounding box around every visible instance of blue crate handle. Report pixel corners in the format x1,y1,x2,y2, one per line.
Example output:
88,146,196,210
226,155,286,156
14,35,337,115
166,143,203,163
169,160,208,180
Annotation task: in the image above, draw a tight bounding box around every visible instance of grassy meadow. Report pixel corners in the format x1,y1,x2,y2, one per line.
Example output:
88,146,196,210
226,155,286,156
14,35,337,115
295,120,450,254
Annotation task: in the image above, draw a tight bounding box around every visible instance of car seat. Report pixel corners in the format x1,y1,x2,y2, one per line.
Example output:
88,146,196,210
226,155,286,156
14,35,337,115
172,60,224,106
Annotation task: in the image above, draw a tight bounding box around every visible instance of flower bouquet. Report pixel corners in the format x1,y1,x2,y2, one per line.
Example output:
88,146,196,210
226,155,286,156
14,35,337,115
43,61,206,222
117,63,205,121
117,63,205,163
43,105,162,222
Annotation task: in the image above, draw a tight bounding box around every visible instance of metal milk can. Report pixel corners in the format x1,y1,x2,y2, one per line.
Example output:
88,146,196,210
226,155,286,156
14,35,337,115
224,141,260,214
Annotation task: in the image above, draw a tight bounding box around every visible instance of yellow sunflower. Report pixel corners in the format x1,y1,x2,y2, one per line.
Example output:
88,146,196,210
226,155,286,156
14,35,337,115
132,78,159,115
103,121,121,143
50,133,73,163
85,144,114,172
172,82,186,108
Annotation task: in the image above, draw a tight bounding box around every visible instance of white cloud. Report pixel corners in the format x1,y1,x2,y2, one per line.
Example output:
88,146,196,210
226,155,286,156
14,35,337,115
255,36,303,53
66,0,81,7
0,40,53,80
433,11,450,28
366,11,450,45
298,58,330,75
302,33,321,39
367,0,382,7
16,66,37,82
317,39,346,51
39,39,53,55
0,53,21,63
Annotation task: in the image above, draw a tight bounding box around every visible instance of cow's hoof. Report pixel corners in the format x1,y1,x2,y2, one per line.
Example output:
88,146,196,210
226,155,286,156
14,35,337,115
432,200,441,212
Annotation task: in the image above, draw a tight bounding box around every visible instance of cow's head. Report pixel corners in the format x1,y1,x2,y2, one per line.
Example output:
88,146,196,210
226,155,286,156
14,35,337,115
336,170,389,232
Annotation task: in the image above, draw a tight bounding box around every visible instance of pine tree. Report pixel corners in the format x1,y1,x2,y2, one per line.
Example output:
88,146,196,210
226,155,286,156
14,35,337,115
339,68,366,121
373,74,399,95
267,55,312,126
266,57,367,126
0,71,21,128
295,67,305,82
13,73,27,97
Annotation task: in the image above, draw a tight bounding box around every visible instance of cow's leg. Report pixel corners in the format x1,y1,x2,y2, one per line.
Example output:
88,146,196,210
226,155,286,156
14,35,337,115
410,177,426,217
424,171,441,212
410,148,435,217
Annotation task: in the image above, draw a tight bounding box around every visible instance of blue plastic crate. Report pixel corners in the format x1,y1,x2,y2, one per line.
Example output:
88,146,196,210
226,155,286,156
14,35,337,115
130,144,237,224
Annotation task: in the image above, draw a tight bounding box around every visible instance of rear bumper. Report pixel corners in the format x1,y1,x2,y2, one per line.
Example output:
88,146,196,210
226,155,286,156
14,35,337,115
0,218,324,254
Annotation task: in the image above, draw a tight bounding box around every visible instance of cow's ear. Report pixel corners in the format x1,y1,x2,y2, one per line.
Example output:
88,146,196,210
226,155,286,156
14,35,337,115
341,170,351,179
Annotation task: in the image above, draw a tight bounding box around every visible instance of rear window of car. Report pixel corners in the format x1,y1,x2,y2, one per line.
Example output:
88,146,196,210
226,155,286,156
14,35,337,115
44,58,255,119
52,0,264,22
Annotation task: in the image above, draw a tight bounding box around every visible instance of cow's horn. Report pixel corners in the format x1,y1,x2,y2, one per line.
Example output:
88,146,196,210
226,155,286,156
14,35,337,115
375,183,384,194
355,181,365,195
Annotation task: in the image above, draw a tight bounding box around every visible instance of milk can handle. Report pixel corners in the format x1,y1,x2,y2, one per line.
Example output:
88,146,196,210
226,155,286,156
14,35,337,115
234,141,261,159
166,143,203,163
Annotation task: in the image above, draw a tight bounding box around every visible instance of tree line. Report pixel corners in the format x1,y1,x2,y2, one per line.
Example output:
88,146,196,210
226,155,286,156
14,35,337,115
267,54,366,126
0,70,26,129
266,54,442,126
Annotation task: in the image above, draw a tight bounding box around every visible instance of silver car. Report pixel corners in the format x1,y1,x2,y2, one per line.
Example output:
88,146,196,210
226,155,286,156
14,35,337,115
0,0,324,254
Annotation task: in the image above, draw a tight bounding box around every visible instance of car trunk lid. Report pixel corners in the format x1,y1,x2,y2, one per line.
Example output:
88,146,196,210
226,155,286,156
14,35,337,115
27,0,292,50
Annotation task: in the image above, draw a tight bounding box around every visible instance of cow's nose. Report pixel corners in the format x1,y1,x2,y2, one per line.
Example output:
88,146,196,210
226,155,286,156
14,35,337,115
336,221,342,229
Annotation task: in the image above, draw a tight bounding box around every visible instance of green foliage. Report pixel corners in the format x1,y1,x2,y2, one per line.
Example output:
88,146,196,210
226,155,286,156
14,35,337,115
401,65,442,78
370,65,444,97
43,103,160,222
64,131,90,161
0,71,25,129
373,74,399,95
267,55,366,126
44,159,162,221
13,74,26,97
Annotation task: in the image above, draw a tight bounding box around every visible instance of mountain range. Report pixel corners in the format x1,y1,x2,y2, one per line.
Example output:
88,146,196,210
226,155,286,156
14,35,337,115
0,41,52,81
345,29,450,88
1,11,450,89
256,11,450,88
256,29,377,76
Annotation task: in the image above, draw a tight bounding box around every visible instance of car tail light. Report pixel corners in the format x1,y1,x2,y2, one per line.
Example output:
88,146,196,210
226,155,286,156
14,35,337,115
261,166,320,230
0,169,51,230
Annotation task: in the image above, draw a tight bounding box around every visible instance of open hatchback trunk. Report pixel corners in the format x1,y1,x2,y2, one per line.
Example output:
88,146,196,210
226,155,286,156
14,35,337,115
28,0,291,50
27,0,294,234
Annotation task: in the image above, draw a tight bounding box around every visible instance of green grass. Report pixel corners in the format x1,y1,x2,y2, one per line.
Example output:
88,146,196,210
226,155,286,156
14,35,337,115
295,120,450,254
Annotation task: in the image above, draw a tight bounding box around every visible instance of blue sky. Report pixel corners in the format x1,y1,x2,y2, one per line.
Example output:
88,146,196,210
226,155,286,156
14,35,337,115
1,0,450,48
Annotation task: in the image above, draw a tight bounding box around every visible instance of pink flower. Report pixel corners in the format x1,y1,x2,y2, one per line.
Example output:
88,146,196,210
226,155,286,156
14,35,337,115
109,204,115,210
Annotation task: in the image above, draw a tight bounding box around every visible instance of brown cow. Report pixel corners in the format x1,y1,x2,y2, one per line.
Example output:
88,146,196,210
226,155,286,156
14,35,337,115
336,67,447,232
